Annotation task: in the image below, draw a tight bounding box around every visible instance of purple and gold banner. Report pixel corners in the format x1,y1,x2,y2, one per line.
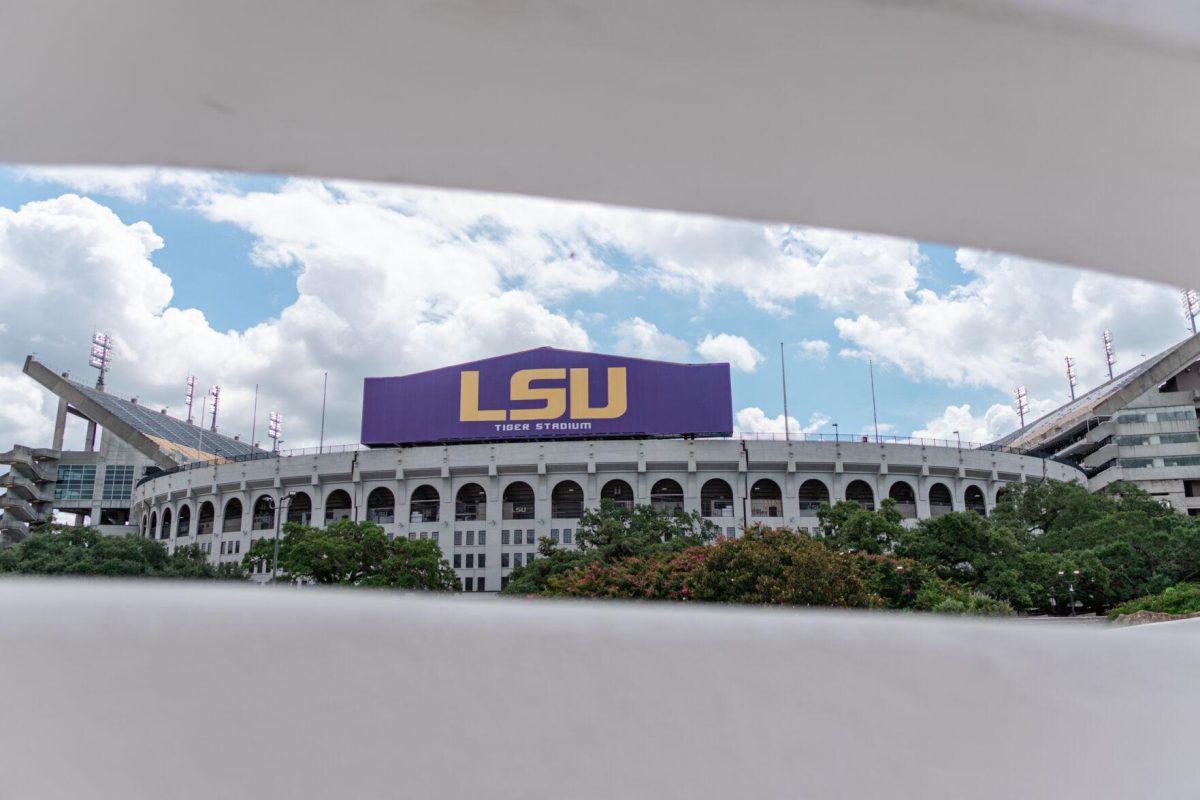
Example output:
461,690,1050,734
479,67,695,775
361,348,732,445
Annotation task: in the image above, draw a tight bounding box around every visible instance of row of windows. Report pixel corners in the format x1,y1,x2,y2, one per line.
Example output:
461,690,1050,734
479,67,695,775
1115,432,1200,447
219,540,242,555
454,530,486,546
1115,406,1198,424
453,553,487,569
1121,455,1200,469
463,578,486,592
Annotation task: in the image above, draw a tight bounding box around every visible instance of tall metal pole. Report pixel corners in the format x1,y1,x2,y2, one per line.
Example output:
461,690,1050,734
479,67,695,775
779,342,790,442
319,371,328,452
271,493,294,583
868,358,880,443
250,383,259,447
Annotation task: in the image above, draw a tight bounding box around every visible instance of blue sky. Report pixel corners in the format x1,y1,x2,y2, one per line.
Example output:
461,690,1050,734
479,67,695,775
0,164,1187,451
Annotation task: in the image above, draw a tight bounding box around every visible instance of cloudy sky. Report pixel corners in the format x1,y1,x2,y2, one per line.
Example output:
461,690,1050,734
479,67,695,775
0,164,1192,454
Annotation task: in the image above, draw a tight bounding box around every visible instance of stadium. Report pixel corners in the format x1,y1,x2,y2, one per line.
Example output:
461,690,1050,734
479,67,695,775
1,346,1107,590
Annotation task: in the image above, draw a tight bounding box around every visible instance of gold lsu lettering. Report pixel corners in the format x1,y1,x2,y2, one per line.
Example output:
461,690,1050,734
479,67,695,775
459,368,627,422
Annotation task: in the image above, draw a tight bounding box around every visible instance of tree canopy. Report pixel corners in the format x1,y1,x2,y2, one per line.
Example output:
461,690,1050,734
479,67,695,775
0,525,244,580
243,519,460,591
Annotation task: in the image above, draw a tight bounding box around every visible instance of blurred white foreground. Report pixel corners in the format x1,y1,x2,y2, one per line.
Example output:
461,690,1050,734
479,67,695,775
0,581,1195,799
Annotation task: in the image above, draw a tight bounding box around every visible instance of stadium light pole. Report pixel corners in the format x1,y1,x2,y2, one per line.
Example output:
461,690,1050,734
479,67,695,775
271,492,297,583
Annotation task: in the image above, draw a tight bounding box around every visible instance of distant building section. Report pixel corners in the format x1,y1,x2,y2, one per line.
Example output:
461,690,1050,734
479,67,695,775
991,332,1200,515
0,356,258,543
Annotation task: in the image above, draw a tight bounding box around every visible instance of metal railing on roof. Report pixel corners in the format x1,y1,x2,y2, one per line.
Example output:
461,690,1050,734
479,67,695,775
136,433,1074,490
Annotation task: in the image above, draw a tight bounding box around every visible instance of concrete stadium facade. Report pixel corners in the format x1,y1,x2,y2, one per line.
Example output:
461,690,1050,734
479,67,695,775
131,438,1084,591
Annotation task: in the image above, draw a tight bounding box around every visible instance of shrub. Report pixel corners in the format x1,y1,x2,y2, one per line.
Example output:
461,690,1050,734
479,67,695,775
1107,583,1200,620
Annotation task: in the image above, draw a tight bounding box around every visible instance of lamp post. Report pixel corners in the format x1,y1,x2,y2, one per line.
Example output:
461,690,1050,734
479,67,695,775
271,494,296,582
832,422,839,442
1058,569,1081,616
953,430,961,449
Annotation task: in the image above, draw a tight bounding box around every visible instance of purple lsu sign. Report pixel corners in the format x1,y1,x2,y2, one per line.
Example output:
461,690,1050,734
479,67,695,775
361,348,732,446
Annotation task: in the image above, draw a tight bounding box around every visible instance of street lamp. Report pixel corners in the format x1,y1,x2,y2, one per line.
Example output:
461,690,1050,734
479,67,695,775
832,422,839,442
1057,569,1081,616
953,430,961,449
271,494,296,582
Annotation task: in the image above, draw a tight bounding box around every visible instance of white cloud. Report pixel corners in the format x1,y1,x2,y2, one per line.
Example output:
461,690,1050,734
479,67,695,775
912,398,1058,445
613,317,691,361
0,190,590,452
17,165,217,202
797,339,830,361
833,249,1182,414
735,407,831,437
696,334,764,372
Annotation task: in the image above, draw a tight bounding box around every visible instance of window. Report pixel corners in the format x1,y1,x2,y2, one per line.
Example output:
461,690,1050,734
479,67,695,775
726,527,736,537
563,529,573,544
501,577,509,590
551,529,560,543
478,554,486,568
455,483,487,521
749,479,782,517
502,553,510,568
477,577,485,592
366,487,395,524
1164,455,1200,467
1115,411,1149,424
551,480,584,518
432,531,439,543
454,531,463,546
466,531,475,546
101,465,135,501
514,553,523,567
527,552,535,563
409,532,417,540
1160,432,1199,444
465,554,473,568
420,531,428,540
1115,435,1152,446
453,554,462,568
1120,458,1155,469
54,465,96,501
502,530,510,545
1157,410,1195,422
701,479,735,517
525,530,535,545
478,531,486,546
410,484,440,522
465,577,474,591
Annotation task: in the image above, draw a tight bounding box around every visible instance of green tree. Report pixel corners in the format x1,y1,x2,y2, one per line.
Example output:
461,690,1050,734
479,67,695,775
895,511,1023,586
245,520,458,590
817,498,905,554
689,526,880,607
0,525,244,580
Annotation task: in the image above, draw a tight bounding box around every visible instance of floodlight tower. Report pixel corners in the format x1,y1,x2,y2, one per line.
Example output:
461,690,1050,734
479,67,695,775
208,385,221,432
1102,329,1116,381
1183,289,1199,335
268,412,282,453
184,376,197,424
1064,356,1077,401
1013,385,1029,427
89,332,113,391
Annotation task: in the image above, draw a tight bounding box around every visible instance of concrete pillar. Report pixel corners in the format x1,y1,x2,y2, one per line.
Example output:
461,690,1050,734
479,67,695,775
52,396,68,450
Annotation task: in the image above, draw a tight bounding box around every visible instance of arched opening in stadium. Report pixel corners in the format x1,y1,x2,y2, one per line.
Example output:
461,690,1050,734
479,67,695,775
149,511,157,539
160,508,172,539
701,478,734,518
139,513,147,536
222,498,242,533
456,483,487,521
600,479,634,510
367,487,395,524
750,479,782,517
503,481,535,520
888,481,917,518
928,483,953,517
798,479,831,513
650,479,684,514
551,480,584,519
325,489,353,523
197,501,215,535
845,480,875,510
409,485,439,523
252,495,274,530
287,492,312,525
964,485,987,516
176,504,191,537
